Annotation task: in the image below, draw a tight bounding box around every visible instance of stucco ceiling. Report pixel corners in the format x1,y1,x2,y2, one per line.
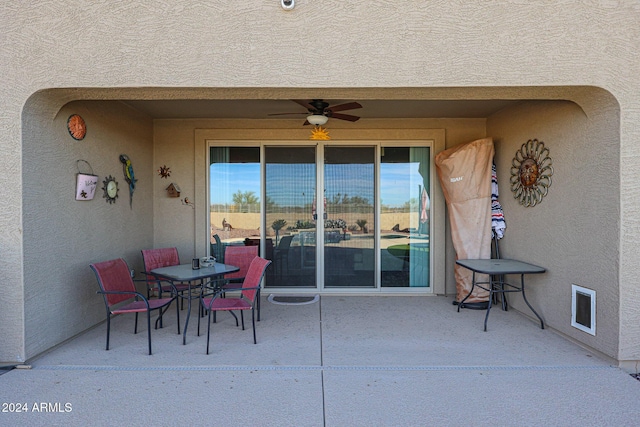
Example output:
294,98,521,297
123,99,521,119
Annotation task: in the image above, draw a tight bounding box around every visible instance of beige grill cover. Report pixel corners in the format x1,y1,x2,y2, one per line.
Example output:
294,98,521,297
435,138,494,303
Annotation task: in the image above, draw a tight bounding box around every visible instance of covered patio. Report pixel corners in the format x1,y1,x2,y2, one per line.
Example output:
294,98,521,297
2,296,638,426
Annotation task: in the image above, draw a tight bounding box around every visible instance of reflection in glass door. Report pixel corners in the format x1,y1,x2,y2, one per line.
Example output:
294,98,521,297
209,146,261,256
265,147,316,288
324,147,375,288
380,147,430,288
210,143,431,292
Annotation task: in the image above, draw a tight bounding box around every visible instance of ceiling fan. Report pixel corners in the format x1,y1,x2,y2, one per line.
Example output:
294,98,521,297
269,99,362,125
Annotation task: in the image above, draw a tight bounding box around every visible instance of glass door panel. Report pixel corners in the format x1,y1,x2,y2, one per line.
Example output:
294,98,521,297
324,147,375,288
209,146,261,259
380,147,430,287
265,147,316,288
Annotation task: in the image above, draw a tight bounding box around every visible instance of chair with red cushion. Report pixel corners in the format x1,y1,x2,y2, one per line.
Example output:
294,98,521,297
200,257,271,354
141,247,191,309
223,245,259,285
90,258,180,355
219,245,263,320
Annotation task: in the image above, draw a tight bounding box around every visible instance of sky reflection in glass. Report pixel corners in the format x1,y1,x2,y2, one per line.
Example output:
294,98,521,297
211,160,424,207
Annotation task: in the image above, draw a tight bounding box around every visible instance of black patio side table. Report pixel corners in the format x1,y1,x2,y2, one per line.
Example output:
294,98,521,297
455,258,546,331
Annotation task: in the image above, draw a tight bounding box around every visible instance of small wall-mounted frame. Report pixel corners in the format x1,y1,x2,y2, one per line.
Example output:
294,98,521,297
571,284,596,335
166,183,181,197
75,160,98,200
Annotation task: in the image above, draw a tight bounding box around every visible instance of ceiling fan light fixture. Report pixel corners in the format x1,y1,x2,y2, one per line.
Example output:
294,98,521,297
307,114,328,125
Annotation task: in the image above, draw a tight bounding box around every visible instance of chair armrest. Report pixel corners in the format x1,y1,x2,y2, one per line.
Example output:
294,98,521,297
97,289,151,305
219,285,260,293
137,273,183,293
97,289,145,297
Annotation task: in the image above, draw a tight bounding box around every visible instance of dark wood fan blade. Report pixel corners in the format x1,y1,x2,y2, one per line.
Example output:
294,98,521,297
303,120,311,126
292,100,314,110
268,112,308,116
331,113,360,122
328,102,362,113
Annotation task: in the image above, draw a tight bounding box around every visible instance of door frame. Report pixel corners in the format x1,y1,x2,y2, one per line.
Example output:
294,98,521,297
195,128,446,295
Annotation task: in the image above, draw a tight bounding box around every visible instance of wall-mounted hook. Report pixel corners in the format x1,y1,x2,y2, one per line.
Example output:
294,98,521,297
181,197,195,209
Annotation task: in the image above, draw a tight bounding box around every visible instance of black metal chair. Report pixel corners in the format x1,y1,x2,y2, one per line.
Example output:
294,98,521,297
90,258,180,355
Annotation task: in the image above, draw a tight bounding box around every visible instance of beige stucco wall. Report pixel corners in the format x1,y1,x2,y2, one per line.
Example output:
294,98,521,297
21,99,155,358
1,2,639,366
488,99,620,358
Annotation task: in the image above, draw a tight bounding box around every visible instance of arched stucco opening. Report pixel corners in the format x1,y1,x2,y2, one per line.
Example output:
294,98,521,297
13,86,622,365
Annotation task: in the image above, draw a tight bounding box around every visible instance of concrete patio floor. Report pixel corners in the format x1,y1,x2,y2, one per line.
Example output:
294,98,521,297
1,295,639,426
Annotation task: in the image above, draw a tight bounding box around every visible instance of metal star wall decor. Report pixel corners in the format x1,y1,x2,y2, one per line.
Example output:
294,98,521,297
310,125,331,140
157,165,171,178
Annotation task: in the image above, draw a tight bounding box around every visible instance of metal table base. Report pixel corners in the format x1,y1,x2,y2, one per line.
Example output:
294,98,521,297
456,259,546,331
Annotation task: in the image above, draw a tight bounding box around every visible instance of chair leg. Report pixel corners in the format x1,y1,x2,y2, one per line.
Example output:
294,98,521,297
146,311,152,355
229,310,238,326
198,300,202,336
156,306,164,329
106,314,111,351
134,312,139,334
206,310,213,355
251,308,257,344
240,311,245,330
197,302,203,337
175,298,181,335
257,289,261,322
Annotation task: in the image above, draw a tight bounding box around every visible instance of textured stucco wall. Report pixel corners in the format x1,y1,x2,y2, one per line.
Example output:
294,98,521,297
488,99,619,358
1,2,639,364
21,99,154,358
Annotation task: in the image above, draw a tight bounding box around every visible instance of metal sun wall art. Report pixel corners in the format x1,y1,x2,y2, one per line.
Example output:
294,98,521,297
102,175,119,204
509,139,553,207
157,165,171,178
310,125,330,140
67,114,86,140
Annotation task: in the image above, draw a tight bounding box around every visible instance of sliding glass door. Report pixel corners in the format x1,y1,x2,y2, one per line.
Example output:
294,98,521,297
209,142,431,291
324,146,376,288
265,146,316,288
209,146,261,254
380,146,430,288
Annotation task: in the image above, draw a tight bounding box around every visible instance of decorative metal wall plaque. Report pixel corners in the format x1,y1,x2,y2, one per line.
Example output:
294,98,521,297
102,175,119,204
509,139,553,207
67,114,86,140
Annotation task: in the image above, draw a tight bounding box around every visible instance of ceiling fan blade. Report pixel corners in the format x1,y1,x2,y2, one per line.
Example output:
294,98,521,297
291,99,314,110
331,113,360,122
303,120,311,126
328,102,362,113
267,112,309,116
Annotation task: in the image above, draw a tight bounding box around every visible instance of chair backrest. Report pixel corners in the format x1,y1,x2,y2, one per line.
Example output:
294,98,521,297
141,247,180,281
278,235,293,250
211,234,224,262
90,258,137,307
224,245,258,281
241,257,272,301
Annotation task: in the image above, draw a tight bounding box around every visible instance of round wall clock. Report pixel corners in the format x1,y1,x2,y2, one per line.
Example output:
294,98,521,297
67,114,87,140
102,175,119,204
509,139,553,207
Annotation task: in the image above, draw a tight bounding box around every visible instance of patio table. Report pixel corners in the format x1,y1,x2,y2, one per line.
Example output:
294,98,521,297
455,258,546,331
151,262,239,345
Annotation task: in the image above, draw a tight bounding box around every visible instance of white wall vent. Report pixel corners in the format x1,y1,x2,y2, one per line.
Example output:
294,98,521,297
571,284,596,335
